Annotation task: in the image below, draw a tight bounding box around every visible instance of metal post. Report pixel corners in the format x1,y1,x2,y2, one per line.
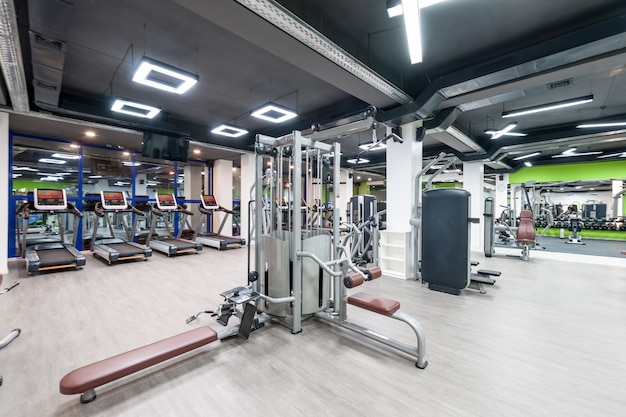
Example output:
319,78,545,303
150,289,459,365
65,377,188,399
291,131,303,333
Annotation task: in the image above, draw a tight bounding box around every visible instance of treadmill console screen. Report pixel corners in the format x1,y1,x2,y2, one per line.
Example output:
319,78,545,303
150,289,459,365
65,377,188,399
101,191,128,210
201,195,219,210
34,189,67,211
156,193,178,211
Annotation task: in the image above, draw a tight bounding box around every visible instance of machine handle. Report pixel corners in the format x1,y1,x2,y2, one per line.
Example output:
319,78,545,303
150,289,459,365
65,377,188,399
67,203,84,218
469,217,480,223
128,205,144,215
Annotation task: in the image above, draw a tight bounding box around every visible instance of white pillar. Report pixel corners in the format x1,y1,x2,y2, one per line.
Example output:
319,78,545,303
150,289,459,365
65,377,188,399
463,161,484,249
495,173,509,218
184,165,203,232
0,112,9,274
135,173,148,196
386,123,422,232
240,153,255,241
213,159,233,237
612,180,624,218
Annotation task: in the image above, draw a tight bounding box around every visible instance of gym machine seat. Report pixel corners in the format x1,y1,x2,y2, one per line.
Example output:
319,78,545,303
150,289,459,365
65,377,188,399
347,292,401,316
516,210,536,245
60,326,218,403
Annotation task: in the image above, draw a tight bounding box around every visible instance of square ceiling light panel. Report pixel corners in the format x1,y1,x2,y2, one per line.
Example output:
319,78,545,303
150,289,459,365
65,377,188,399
132,56,199,94
251,103,297,123
111,99,161,119
211,124,249,138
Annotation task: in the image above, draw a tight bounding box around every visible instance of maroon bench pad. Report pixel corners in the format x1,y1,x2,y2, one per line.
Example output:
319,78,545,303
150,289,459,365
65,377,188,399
347,292,400,316
60,326,218,395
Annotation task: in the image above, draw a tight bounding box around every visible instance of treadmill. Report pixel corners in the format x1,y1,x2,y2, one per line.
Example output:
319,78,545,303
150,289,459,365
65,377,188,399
16,189,86,274
147,193,202,256
195,194,246,250
90,191,152,264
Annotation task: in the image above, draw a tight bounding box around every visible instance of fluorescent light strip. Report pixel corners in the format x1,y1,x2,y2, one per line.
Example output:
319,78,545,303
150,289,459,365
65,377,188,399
132,57,199,94
122,161,142,167
251,103,297,123
513,152,541,160
347,158,370,164
597,152,626,159
488,123,518,139
211,124,249,138
402,0,422,64
111,99,161,119
12,166,38,171
484,130,527,137
552,151,602,158
40,176,61,181
89,175,103,179
503,95,593,118
38,158,66,164
51,153,80,160
524,161,532,167
388,0,447,17
577,122,626,128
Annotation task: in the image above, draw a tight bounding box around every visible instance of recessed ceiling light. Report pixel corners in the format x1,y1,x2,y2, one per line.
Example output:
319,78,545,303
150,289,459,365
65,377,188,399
211,124,249,138
39,158,66,164
85,131,96,137
123,151,130,156
70,144,80,148
524,161,532,167
122,161,142,167
132,56,199,94
111,99,161,119
251,103,297,123
89,175,103,179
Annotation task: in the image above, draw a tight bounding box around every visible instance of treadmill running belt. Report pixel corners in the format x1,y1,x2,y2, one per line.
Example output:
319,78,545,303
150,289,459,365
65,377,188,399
36,248,75,266
105,242,144,256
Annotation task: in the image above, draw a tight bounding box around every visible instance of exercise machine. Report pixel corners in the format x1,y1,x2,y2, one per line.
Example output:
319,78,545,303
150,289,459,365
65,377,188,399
484,197,538,261
90,191,152,264
342,195,380,267
566,206,585,245
16,189,86,274
1,274,21,387
245,127,426,367
422,189,499,295
194,194,246,250
147,194,202,256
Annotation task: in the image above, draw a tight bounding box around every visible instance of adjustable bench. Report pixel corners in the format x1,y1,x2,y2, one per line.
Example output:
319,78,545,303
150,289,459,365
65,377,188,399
60,326,218,403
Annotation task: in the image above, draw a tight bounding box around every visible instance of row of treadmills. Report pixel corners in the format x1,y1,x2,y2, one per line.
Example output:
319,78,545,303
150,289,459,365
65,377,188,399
16,189,245,274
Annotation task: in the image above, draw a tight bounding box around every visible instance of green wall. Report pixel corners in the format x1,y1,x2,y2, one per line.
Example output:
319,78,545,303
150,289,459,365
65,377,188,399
12,179,73,191
509,160,626,183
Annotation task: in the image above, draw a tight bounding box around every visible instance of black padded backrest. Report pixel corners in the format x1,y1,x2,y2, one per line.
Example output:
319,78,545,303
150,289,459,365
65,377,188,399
422,189,470,293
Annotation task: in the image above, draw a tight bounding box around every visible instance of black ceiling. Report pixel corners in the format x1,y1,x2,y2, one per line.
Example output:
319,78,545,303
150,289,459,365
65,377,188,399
3,0,626,175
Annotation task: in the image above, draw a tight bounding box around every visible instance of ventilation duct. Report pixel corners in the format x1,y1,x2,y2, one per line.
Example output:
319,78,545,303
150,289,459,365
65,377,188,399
0,0,29,112
28,0,73,107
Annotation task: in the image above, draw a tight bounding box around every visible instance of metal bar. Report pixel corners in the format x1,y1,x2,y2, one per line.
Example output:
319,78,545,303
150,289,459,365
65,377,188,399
296,251,344,277
291,131,303,334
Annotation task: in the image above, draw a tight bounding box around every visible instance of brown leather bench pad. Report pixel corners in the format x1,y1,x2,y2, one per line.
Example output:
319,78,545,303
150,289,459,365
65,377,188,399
60,326,218,395
347,292,400,316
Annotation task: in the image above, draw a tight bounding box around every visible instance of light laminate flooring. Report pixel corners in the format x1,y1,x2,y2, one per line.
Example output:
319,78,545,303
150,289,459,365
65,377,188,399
0,247,625,417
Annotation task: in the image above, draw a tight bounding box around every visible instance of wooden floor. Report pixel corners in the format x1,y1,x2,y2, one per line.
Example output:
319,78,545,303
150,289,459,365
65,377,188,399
1,246,625,417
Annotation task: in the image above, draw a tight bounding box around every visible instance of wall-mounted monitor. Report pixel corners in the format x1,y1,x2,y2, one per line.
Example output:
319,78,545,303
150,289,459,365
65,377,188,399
101,191,128,210
142,132,189,163
200,194,219,210
34,188,67,211
156,193,178,211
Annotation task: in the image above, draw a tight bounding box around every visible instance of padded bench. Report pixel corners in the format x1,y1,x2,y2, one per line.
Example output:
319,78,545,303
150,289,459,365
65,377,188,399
60,326,218,403
347,292,400,316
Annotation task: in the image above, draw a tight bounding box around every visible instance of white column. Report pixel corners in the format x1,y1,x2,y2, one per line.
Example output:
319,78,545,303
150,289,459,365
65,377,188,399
495,173,509,217
135,173,148,196
339,168,353,224
0,112,9,274
213,159,233,237
184,165,203,232
240,153,255,242
612,180,624,218
463,161,484,249
386,123,422,232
